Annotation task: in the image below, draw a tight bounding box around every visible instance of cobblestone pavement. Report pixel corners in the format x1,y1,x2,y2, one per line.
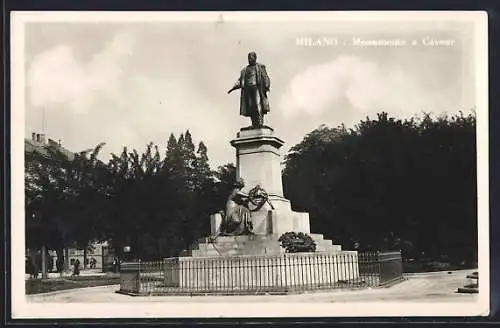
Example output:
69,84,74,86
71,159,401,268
27,269,478,303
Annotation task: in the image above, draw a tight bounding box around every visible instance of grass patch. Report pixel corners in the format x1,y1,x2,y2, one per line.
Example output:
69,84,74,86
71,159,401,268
26,275,121,295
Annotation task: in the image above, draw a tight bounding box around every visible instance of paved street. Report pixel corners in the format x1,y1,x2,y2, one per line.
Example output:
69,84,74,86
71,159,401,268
27,269,478,303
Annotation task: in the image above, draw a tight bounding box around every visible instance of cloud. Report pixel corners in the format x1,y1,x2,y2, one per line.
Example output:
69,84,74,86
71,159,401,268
278,55,433,120
24,30,241,168
24,24,473,169
27,33,134,114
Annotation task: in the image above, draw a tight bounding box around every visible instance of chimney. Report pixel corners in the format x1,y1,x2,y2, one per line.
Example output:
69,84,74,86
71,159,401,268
40,134,46,144
36,134,40,142
31,132,36,141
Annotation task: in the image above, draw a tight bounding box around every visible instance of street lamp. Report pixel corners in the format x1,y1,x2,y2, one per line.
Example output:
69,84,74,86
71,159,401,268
123,246,131,262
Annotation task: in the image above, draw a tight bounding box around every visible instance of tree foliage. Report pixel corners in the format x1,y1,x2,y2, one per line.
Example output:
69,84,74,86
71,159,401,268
26,111,477,267
25,142,110,268
25,131,235,262
283,112,477,265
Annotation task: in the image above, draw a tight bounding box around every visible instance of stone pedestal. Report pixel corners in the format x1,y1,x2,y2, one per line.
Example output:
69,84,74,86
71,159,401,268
185,126,345,257
166,126,360,294
229,127,312,237
231,127,285,198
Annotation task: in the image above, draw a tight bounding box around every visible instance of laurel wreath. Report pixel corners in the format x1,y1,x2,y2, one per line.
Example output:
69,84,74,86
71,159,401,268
247,185,273,212
278,232,317,253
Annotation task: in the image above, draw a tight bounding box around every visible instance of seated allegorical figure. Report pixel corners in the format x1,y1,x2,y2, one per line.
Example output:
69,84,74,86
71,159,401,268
219,178,254,236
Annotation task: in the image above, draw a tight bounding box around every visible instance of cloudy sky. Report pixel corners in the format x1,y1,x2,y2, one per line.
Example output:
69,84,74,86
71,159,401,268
22,14,477,168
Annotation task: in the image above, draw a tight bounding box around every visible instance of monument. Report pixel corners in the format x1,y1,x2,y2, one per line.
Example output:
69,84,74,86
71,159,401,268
184,52,344,256
116,52,362,294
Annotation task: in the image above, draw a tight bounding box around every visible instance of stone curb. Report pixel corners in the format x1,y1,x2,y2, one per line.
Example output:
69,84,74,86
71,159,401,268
404,269,475,277
27,284,120,297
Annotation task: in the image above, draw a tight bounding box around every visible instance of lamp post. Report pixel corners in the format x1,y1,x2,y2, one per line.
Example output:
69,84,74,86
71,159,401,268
123,246,131,262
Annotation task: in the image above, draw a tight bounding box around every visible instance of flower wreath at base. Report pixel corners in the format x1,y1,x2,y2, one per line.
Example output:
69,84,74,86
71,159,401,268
278,232,317,253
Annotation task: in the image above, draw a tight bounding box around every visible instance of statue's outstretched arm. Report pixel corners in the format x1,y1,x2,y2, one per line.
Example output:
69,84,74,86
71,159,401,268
228,78,241,94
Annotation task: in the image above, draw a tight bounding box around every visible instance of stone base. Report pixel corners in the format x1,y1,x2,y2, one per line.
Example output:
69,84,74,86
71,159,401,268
166,251,360,290
210,196,311,236
200,197,338,257
186,126,342,258
231,126,285,197
187,233,342,257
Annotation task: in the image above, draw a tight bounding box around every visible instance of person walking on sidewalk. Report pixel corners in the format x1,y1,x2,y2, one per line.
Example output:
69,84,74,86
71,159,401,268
72,259,80,276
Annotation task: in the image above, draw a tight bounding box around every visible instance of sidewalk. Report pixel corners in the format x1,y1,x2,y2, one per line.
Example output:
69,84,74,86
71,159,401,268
25,269,110,280
27,269,478,303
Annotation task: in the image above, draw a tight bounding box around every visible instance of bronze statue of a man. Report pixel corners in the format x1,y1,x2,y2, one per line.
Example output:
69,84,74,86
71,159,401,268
219,178,253,236
228,52,271,128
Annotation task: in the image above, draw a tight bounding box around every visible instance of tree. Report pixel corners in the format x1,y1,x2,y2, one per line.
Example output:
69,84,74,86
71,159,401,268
25,142,110,273
101,132,219,260
283,111,477,265
191,141,217,236
26,144,77,276
106,142,171,259
64,143,110,268
213,163,237,209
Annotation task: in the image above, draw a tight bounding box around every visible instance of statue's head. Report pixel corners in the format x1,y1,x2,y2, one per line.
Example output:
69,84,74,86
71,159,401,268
248,52,257,65
234,178,245,189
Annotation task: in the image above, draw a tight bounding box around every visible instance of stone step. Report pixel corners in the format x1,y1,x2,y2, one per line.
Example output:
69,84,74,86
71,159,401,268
192,247,345,257
193,246,343,255
319,247,342,253
197,234,331,245
200,233,326,243
203,241,337,251
197,244,284,254
192,239,340,252
466,272,478,279
192,243,342,257
191,246,286,257
457,286,479,294
187,233,342,256
196,241,335,252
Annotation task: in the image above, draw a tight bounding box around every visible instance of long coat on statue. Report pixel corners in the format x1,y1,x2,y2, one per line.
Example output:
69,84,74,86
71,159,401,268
233,63,271,117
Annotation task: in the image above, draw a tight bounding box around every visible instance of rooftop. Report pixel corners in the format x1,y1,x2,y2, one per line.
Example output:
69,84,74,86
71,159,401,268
25,132,75,160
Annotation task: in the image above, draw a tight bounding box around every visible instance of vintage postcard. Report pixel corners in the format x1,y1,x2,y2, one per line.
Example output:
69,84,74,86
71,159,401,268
11,11,489,318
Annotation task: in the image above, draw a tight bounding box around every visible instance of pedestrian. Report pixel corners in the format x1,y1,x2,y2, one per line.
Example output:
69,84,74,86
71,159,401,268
73,259,80,276
32,262,39,279
26,256,37,279
112,257,120,273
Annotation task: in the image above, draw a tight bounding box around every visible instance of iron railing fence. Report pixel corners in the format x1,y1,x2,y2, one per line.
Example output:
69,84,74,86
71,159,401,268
119,251,404,296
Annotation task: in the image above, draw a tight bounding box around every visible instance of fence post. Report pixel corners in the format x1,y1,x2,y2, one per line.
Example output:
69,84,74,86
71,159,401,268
136,259,141,294
284,254,288,290
399,250,404,280
376,251,381,286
